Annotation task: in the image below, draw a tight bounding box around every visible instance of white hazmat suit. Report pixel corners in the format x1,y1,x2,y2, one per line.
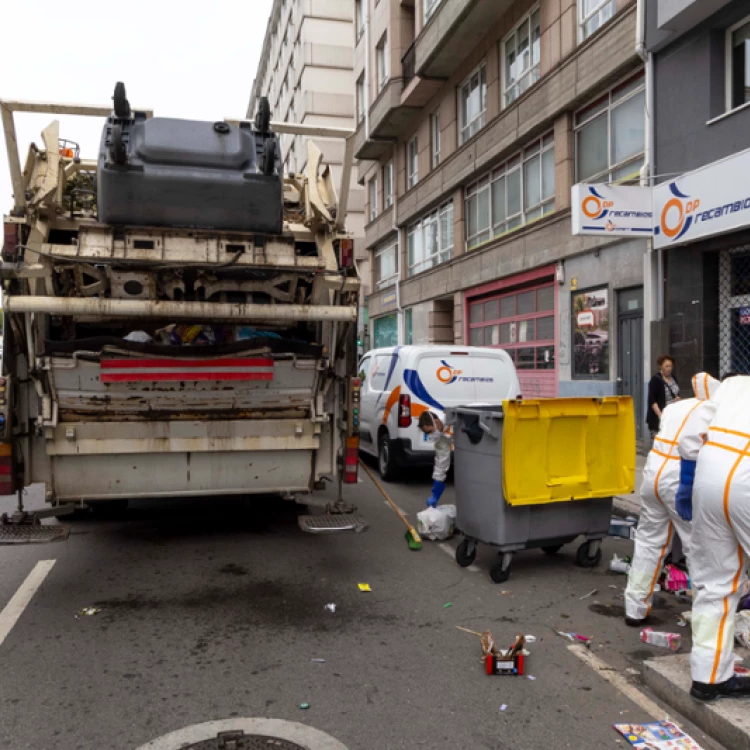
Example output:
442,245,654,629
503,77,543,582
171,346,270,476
624,373,720,622
679,375,750,690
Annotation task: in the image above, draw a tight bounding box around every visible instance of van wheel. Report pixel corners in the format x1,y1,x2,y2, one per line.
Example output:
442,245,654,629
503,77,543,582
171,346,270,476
378,434,399,482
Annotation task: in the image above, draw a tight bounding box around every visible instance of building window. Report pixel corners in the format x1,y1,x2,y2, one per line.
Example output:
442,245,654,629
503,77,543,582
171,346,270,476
373,314,399,348
357,74,366,124
369,176,378,222
465,133,554,250
377,34,389,93
575,73,645,183
383,162,394,209
430,111,441,169
468,283,556,371
503,7,541,108
424,0,444,22
374,238,398,290
355,0,365,43
579,0,615,42
406,136,419,189
459,65,487,145
728,15,750,112
407,201,454,277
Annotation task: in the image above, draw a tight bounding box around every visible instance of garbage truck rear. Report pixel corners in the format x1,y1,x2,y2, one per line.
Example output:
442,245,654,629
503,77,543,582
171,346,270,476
0,84,364,532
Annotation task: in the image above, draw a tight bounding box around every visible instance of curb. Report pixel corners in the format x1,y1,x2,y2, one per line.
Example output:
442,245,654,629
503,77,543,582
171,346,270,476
135,718,349,750
643,656,750,750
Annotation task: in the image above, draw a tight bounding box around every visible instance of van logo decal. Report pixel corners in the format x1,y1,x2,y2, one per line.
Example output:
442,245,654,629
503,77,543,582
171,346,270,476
436,360,462,385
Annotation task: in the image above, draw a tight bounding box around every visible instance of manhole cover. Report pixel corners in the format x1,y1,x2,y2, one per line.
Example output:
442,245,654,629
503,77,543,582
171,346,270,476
185,731,306,749
0,523,70,545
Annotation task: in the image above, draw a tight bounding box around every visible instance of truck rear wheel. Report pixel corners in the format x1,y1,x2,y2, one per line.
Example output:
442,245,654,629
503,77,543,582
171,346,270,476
378,434,399,482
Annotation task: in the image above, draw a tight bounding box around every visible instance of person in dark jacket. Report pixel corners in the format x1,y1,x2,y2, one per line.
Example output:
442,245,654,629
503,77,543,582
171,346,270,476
646,355,680,439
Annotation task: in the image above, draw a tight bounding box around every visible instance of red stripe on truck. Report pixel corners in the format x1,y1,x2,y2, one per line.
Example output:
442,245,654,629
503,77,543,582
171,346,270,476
101,358,273,369
100,358,274,383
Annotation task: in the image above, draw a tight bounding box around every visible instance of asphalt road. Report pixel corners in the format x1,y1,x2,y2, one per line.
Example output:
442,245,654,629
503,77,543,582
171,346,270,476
0,468,725,750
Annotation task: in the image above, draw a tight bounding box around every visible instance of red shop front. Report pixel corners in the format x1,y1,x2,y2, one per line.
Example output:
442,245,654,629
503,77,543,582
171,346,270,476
465,265,558,398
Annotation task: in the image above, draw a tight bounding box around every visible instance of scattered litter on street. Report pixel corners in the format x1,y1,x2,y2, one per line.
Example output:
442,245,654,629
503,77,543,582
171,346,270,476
358,583,372,592
609,585,620,589
299,703,310,710
527,675,536,681
675,589,692,604
625,668,640,676
499,704,507,712
75,607,101,618
610,554,631,574
661,564,690,592
324,603,336,613
579,589,598,600
524,635,537,643
501,590,512,595
311,659,326,663
614,720,705,749
735,664,750,676
443,602,452,608
640,628,682,652
557,631,592,647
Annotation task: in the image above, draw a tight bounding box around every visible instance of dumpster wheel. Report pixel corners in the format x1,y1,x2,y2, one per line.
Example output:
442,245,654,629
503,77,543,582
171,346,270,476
455,538,477,568
576,540,603,568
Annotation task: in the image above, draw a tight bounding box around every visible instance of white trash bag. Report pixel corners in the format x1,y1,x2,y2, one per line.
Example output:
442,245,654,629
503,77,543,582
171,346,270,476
736,611,750,649
416,504,456,541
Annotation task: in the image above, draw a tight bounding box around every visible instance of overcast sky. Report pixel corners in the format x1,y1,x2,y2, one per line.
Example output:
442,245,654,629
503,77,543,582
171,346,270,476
0,0,274,212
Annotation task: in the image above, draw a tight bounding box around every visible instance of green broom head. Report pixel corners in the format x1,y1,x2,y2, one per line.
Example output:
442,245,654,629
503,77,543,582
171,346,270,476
405,528,422,551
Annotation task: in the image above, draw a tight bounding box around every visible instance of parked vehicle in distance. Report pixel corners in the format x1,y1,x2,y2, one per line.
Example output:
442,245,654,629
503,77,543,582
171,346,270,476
357,345,521,480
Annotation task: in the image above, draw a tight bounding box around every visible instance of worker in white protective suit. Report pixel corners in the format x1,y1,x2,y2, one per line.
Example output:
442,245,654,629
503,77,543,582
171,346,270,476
675,374,750,702
624,372,720,627
417,410,451,507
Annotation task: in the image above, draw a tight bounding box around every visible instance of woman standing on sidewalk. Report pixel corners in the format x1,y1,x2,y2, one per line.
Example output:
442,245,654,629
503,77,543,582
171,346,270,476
646,355,680,442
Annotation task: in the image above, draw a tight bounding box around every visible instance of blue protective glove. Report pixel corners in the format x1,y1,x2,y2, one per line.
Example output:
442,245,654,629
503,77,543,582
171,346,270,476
427,480,447,508
675,459,696,521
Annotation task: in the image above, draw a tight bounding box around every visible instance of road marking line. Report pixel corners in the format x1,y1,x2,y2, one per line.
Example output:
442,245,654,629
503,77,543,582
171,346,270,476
438,542,479,572
567,643,663,719
382,500,407,516
0,560,56,648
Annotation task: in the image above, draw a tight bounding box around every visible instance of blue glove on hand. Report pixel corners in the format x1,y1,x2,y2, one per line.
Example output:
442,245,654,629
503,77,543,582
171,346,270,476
427,480,447,508
675,459,696,521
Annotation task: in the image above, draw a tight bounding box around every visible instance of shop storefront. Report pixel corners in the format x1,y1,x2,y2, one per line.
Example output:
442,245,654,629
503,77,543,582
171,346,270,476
465,266,558,398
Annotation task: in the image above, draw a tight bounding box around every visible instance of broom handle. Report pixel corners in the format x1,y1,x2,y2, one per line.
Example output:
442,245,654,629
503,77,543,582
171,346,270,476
359,460,414,531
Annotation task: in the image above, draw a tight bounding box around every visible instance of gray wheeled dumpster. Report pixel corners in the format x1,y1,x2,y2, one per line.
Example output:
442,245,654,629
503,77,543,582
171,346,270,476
447,398,635,583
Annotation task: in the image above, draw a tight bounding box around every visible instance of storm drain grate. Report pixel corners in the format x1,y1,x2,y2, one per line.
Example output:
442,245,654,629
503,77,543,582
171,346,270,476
185,731,308,749
298,513,368,534
0,523,70,545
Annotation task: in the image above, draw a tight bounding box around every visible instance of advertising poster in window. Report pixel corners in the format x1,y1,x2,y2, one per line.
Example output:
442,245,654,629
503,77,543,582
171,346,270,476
573,287,609,378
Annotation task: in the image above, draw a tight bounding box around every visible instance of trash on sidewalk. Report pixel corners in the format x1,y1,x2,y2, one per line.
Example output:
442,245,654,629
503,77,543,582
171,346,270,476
735,610,750,648
357,583,372,592
614,720,705,749
311,659,326,663
557,631,593,648
75,607,101,618
499,704,507,712
524,635,537,643
625,668,641,676
299,703,310,710
610,554,632,574
640,627,682,652
443,602,452,608
527,675,536,680
609,516,637,540
661,564,690,592
324,603,336,613
416,504,456,541
579,589,598,600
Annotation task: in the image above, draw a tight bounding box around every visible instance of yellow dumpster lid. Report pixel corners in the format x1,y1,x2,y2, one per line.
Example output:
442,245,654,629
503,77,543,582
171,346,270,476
501,397,636,506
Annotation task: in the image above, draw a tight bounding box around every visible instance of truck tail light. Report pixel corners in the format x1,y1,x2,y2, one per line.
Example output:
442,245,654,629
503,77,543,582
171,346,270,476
343,436,359,484
398,394,412,428
0,443,14,496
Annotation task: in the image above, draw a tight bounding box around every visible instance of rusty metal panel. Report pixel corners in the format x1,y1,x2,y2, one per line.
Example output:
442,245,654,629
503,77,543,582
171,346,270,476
48,357,319,419
49,449,314,500
46,419,320,456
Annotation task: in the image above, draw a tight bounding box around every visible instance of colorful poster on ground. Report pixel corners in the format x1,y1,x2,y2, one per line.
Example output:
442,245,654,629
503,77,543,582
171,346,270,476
614,721,705,749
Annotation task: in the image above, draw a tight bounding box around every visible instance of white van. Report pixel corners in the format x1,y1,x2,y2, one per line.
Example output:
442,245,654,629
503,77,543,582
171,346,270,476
357,345,522,479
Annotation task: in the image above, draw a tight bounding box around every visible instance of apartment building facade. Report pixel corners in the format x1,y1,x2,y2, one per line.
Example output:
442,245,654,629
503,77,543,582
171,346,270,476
355,0,648,430
646,0,750,382
248,0,369,296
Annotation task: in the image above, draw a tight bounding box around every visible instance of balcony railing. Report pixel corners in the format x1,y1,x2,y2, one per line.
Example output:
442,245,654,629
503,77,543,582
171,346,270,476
402,42,416,88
